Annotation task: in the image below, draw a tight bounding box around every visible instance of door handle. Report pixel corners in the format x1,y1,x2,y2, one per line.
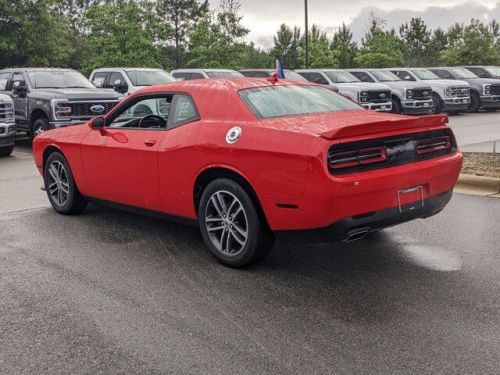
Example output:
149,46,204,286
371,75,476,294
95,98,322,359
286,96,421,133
144,139,157,146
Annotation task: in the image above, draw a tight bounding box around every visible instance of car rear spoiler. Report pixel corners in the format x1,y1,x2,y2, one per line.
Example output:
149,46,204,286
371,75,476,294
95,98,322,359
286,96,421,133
320,114,449,140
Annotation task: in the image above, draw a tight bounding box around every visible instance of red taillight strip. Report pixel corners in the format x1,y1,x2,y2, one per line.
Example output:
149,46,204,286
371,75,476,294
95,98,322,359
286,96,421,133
415,136,451,155
329,147,387,169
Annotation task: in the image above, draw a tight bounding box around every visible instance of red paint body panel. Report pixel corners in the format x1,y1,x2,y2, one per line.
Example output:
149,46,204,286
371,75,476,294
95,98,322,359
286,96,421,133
33,78,463,233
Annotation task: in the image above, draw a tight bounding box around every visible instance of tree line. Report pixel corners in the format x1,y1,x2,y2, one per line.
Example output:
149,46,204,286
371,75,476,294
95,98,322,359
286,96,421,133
1,1,499,75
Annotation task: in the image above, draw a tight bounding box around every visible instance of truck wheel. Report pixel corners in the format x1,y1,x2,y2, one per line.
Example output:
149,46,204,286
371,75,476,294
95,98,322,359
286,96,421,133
469,92,481,112
0,145,14,157
432,94,442,114
391,97,402,114
32,118,49,139
198,178,274,268
44,152,87,215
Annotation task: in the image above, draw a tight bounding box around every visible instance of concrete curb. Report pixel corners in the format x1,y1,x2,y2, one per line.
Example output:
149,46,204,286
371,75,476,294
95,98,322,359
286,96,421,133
455,174,500,197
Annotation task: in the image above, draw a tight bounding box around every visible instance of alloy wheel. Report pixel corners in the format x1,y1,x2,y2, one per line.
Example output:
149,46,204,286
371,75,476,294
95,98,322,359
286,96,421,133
47,160,69,207
204,191,248,256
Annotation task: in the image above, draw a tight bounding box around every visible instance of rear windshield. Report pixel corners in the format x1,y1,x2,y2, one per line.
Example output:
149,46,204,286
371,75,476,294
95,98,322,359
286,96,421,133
239,84,362,119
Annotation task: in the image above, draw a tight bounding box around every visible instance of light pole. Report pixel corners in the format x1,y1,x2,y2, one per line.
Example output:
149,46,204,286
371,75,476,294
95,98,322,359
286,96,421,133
305,0,309,68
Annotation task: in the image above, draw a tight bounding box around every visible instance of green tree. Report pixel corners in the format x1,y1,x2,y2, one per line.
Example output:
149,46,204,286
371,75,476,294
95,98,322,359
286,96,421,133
81,0,162,75
356,14,404,68
427,28,448,65
0,0,74,68
399,17,431,66
271,24,302,69
156,0,209,68
239,42,273,68
440,19,500,65
331,23,357,68
187,0,249,68
299,25,337,68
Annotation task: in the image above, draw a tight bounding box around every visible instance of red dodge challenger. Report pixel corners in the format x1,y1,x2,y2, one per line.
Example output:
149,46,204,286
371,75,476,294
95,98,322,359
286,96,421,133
33,78,463,267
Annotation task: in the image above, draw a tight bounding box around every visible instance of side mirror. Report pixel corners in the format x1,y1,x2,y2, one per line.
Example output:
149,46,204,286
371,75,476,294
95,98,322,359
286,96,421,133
89,116,105,130
13,84,27,98
113,81,128,94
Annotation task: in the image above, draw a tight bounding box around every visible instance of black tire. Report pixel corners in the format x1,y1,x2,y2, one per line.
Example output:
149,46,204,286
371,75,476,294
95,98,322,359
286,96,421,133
391,97,402,114
432,94,442,114
0,145,14,157
44,152,87,215
469,92,481,112
198,178,274,268
485,108,497,112
31,117,49,139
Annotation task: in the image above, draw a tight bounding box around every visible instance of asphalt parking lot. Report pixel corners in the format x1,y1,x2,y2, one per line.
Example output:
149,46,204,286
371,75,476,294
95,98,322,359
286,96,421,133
1,113,499,374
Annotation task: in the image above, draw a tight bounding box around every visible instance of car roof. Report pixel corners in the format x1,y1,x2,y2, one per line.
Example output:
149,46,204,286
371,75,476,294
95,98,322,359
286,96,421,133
0,67,76,72
92,67,164,72
171,69,238,73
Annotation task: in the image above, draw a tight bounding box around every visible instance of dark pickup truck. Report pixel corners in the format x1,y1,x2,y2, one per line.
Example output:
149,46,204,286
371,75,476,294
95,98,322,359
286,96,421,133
0,68,122,138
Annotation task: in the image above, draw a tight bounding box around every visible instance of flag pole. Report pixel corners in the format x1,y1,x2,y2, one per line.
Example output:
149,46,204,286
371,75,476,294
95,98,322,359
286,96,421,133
305,0,309,68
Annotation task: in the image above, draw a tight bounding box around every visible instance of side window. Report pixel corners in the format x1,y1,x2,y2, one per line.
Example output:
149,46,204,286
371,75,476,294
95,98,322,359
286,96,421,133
304,72,328,85
392,71,415,81
168,95,199,129
240,71,254,77
190,73,204,80
92,72,108,88
108,72,126,88
172,73,189,81
351,72,374,82
0,72,12,91
10,72,26,89
253,72,269,78
432,70,453,79
468,67,487,78
107,95,173,130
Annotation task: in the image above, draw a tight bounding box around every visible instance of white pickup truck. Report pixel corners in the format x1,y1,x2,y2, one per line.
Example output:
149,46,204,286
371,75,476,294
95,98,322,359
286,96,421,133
0,94,15,156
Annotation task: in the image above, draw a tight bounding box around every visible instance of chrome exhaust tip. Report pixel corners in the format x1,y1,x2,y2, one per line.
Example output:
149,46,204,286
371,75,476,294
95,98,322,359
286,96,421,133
343,229,370,243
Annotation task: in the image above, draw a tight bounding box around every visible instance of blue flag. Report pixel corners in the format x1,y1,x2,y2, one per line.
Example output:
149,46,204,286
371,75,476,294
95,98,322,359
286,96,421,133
276,60,285,79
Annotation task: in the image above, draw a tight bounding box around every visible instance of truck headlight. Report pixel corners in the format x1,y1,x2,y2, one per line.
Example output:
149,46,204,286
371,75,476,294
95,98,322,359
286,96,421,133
52,99,72,118
405,89,414,99
359,91,369,102
484,84,491,95
445,87,452,97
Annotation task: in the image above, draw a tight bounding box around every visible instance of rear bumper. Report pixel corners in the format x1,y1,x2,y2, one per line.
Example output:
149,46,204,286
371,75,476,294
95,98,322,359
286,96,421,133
261,152,463,232
275,190,452,243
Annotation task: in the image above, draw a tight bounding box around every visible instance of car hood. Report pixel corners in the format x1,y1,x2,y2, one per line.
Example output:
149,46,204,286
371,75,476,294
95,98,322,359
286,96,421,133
422,79,470,88
32,88,121,100
335,82,390,91
260,110,449,140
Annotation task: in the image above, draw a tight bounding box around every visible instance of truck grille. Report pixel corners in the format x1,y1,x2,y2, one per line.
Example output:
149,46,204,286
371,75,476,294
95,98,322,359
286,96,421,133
490,85,500,95
413,88,432,100
449,87,470,97
328,129,456,175
0,102,14,121
366,90,391,103
69,101,118,117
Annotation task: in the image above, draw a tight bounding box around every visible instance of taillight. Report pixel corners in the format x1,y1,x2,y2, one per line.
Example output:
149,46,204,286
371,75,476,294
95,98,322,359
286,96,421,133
415,136,451,155
329,147,387,170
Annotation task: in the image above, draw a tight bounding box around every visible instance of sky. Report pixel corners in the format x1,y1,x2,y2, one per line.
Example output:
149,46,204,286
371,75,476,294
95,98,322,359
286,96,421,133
208,1,500,48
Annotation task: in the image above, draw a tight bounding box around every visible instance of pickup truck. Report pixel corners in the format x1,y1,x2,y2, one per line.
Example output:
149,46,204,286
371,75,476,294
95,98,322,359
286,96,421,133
0,68,122,138
427,67,500,112
90,67,176,95
388,68,470,114
0,94,15,156
295,69,393,112
463,66,500,79
348,69,433,115
170,69,243,81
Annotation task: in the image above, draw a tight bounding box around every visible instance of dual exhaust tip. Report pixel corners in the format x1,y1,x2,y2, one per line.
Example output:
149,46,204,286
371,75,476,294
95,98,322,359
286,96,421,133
343,229,370,243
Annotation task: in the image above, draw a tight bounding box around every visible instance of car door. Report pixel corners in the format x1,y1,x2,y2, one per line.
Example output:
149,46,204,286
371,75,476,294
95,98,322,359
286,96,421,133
0,72,12,97
10,72,29,123
80,94,173,211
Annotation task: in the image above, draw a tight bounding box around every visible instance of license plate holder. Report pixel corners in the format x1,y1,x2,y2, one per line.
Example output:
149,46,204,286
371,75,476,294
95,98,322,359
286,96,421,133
398,186,424,213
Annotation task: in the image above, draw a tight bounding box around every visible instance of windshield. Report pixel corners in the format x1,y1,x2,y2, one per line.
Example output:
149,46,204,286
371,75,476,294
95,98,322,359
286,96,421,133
284,71,308,81
28,71,95,89
370,71,401,82
483,66,500,77
450,67,478,79
125,70,175,86
411,69,440,80
206,71,243,78
239,84,362,119
324,71,360,83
